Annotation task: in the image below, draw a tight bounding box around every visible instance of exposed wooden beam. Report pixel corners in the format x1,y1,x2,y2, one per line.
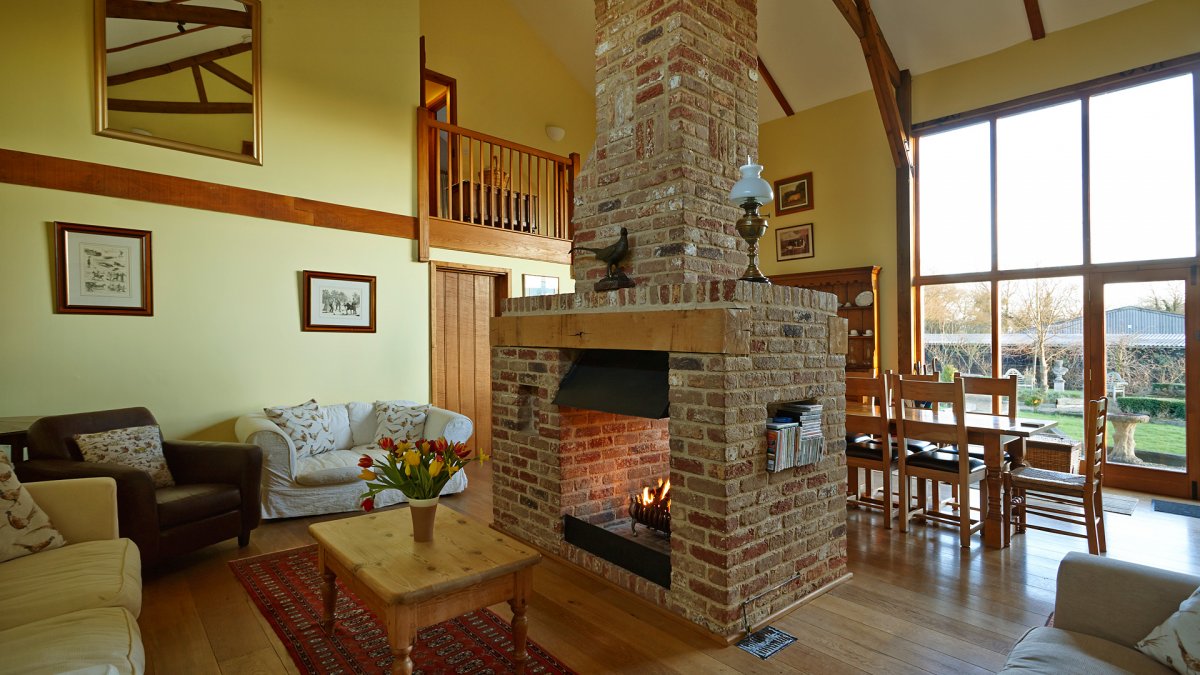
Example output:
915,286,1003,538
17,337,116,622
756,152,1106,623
200,62,252,94
107,23,216,54
833,0,911,170
191,66,208,102
105,0,251,29
107,99,251,114
757,57,794,117
1023,0,1046,40
107,42,251,86
830,0,865,38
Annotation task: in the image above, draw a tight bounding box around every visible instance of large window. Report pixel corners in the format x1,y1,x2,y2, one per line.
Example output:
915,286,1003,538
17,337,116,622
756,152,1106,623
913,63,1198,378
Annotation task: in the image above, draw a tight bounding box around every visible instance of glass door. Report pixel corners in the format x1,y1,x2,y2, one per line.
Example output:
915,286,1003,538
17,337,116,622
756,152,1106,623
1092,269,1198,498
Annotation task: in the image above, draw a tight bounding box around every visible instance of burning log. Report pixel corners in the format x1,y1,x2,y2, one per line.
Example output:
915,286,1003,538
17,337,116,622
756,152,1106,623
630,478,671,535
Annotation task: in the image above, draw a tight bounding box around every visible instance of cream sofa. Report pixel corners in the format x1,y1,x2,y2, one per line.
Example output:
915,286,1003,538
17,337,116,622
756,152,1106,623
0,477,143,675
1002,552,1198,673
235,401,472,519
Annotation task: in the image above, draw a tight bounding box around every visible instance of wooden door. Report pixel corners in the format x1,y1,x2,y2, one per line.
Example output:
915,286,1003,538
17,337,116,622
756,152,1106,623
431,263,509,454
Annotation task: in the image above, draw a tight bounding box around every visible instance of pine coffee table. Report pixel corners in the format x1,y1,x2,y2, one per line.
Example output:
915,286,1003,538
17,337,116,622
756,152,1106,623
308,507,542,675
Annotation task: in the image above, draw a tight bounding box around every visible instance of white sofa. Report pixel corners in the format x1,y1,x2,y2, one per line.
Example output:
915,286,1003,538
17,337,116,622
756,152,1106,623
0,477,144,675
235,401,472,519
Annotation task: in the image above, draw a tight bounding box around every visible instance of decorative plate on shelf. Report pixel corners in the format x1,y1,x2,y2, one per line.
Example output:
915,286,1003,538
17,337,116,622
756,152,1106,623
854,290,874,307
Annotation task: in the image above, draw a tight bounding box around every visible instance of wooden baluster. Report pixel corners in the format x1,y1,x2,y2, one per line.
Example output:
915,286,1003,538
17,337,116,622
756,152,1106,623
468,138,475,225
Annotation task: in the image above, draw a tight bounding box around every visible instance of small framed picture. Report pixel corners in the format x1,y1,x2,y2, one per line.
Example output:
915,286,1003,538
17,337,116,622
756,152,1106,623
523,274,559,297
302,271,376,332
774,172,813,215
777,223,814,261
54,222,153,316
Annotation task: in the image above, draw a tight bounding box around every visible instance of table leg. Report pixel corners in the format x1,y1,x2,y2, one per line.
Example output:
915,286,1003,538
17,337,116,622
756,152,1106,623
318,549,338,635
982,435,1005,549
388,614,415,675
509,568,532,674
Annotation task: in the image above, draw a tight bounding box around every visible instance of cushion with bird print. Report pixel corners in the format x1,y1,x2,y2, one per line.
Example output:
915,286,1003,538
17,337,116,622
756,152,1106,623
75,425,175,488
0,453,66,563
374,401,430,444
1137,585,1200,674
264,399,336,458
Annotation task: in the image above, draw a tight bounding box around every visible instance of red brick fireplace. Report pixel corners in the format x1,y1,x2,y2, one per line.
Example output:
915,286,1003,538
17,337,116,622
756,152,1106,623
489,0,849,639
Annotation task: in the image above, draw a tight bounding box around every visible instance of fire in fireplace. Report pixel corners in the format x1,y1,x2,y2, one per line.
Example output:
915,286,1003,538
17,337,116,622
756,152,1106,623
630,478,671,535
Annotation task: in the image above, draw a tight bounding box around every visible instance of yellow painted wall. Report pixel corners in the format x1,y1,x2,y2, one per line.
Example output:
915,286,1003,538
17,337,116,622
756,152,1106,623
0,1,574,441
420,0,596,160
760,0,1200,372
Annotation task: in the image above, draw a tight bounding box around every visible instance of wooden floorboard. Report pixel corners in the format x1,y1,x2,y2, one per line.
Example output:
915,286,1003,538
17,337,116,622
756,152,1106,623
139,462,1200,674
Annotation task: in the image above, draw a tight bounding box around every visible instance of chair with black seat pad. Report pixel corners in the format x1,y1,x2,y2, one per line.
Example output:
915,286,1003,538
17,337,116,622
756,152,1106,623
936,374,1021,528
1008,398,1109,554
17,407,263,567
895,376,987,548
844,374,895,527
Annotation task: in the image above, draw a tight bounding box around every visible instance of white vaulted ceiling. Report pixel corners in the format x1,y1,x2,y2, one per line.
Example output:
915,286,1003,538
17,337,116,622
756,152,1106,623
507,0,1154,122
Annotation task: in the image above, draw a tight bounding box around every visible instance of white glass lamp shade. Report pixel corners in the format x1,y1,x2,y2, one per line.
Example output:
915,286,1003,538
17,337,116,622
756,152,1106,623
729,160,773,205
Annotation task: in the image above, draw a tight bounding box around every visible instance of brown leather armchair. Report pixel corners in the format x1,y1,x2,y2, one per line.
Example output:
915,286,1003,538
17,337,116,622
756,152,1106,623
17,407,263,567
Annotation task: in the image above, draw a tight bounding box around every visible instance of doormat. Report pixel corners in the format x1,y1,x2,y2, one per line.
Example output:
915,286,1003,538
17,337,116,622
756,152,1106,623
736,625,797,660
1101,494,1137,516
229,545,575,675
1152,499,1200,519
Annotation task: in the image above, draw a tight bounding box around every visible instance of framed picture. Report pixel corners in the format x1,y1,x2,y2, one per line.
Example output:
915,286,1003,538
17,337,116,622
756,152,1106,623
302,270,376,332
774,172,813,215
54,222,153,315
523,274,559,297
776,223,815,261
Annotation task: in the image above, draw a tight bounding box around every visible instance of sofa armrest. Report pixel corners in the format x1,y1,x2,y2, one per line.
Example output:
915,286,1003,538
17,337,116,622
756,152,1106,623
25,477,119,542
16,459,159,557
164,440,263,533
1055,551,1200,647
235,413,297,479
424,406,474,445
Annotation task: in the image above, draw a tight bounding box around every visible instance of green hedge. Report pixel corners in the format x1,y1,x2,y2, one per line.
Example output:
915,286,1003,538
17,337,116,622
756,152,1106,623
1151,383,1186,398
1117,396,1186,419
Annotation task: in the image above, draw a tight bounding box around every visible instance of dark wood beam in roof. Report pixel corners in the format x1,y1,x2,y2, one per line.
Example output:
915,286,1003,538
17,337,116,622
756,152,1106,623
201,61,253,94
1023,0,1047,40
107,99,251,114
106,0,251,28
757,57,794,117
107,42,251,86
107,23,216,54
191,65,207,102
833,0,911,171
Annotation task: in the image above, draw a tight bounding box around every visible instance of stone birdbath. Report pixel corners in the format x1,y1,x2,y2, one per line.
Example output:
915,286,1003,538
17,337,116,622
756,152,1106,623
1107,403,1150,464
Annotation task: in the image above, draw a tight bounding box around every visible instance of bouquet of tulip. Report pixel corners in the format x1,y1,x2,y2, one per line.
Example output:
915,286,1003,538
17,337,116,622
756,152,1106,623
357,437,487,511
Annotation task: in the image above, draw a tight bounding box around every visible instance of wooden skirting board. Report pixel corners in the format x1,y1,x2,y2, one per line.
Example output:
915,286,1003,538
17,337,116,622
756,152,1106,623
491,307,750,354
0,148,570,264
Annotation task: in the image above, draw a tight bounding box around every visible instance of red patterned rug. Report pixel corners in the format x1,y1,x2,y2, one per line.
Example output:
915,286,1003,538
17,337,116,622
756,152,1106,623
230,545,575,674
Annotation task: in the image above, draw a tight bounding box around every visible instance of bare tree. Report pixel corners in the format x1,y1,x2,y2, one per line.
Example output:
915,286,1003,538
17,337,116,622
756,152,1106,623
1138,286,1184,314
1001,279,1082,390
922,283,991,374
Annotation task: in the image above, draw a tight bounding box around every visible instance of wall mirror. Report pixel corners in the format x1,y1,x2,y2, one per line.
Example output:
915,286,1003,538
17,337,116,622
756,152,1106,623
95,0,262,164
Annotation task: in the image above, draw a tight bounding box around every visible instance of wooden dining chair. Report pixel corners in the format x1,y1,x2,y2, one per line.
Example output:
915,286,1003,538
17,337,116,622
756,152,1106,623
894,375,988,548
1008,398,1109,554
845,374,895,527
937,374,1021,527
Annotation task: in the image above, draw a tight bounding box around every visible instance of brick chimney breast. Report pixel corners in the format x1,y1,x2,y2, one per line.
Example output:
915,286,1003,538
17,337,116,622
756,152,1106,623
573,0,758,292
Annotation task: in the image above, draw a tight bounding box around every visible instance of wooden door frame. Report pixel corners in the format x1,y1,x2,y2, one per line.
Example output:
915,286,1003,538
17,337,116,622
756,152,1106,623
428,261,512,406
1087,265,1199,498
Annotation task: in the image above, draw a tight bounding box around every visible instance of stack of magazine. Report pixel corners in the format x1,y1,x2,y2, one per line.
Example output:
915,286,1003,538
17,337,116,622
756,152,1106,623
765,402,825,472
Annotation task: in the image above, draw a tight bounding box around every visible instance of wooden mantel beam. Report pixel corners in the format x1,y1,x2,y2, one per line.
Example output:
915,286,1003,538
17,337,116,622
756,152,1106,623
1023,0,1046,40
833,0,911,171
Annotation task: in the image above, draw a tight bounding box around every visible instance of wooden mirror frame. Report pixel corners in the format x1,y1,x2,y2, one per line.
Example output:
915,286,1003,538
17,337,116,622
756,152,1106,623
94,0,262,165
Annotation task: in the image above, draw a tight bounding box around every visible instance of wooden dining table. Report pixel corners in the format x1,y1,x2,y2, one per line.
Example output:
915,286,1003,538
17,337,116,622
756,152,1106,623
845,401,1056,548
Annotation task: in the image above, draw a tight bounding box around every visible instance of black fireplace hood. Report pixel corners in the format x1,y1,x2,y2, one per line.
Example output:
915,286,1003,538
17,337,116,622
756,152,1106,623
552,349,669,419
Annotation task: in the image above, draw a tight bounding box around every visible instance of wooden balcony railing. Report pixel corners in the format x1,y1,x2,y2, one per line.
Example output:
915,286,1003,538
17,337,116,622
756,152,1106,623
417,108,579,263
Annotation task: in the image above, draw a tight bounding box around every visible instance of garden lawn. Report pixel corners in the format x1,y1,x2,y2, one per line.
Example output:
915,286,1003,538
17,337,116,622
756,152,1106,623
1017,409,1186,456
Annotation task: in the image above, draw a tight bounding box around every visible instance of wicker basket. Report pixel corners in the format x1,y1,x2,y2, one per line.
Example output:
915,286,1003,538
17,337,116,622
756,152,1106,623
1024,435,1082,473
481,158,510,189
